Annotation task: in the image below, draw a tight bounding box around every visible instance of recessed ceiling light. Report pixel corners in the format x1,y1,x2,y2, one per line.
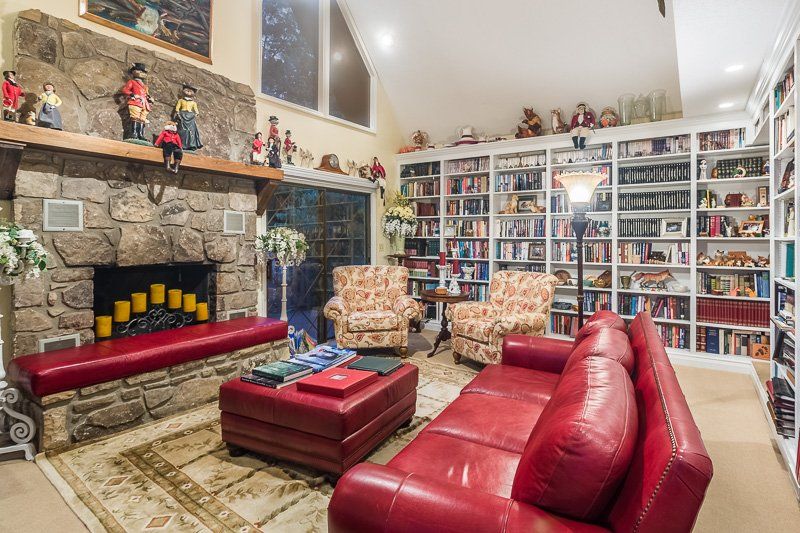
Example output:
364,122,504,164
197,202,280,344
718,102,734,109
333,51,343,62
724,64,744,73
379,32,394,49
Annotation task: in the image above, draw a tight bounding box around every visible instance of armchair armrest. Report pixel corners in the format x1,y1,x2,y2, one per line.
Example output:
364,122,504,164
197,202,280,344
323,296,349,320
445,301,498,321
393,295,422,321
502,334,574,374
328,463,607,533
492,311,548,338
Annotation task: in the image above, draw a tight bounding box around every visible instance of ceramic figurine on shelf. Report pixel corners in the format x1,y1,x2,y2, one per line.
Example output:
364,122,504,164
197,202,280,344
570,102,595,149
36,82,63,130
268,115,281,144
499,194,519,214
515,107,542,138
251,132,266,165
267,136,282,168
174,82,203,151
787,203,796,237
699,159,708,180
2,70,25,122
154,121,184,174
411,130,430,150
299,148,314,167
550,108,567,134
23,111,36,126
371,156,387,203
283,130,297,165
121,63,153,142
599,106,619,128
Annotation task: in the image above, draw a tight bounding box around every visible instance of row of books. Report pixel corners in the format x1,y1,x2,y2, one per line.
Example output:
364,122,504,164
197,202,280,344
457,262,490,281
656,325,689,350
775,69,795,110
496,153,547,169
551,218,606,238
464,283,489,301
404,259,437,278
766,376,795,438
618,295,689,320
696,297,769,328
550,192,611,213
698,128,746,151
712,156,765,179
415,203,438,216
495,172,543,192
404,238,440,257
618,190,690,211
447,157,489,174
499,263,547,273
696,215,733,238
499,218,546,238
618,162,690,185
581,292,612,312
551,313,579,337
775,108,796,154
552,165,611,188
496,241,545,261
696,326,770,358
448,175,489,195
552,146,613,164
618,242,689,265
696,272,770,298
415,220,440,237
446,198,489,216
618,217,669,238
446,239,489,259
446,219,489,237
618,135,690,158
774,329,796,369
552,242,613,263
401,180,439,198
401,161,439,178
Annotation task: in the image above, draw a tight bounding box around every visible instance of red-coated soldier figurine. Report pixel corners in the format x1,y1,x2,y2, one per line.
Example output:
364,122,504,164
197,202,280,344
121,63,153,141
154,121,184,174
2,70,25,122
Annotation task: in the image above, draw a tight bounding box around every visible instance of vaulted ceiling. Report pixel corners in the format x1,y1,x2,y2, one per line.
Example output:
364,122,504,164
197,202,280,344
346,0,790,143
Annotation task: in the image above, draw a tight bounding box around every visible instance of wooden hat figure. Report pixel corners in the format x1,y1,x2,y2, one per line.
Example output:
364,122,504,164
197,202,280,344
174,82,203,151
570,102,595,149
268,115,281,144
36,82,63,130
551,108,567,134
155,121,184,174
283,130,297,165
515,107,542,138
121,63,153,142
2,70,25,122
267,136,282,169
252,132,266,166
371,156,387,204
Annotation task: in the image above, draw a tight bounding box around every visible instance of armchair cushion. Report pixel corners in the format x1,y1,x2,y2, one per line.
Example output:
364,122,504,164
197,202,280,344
347,310,398,332
493,311,547,338
452,317,494,343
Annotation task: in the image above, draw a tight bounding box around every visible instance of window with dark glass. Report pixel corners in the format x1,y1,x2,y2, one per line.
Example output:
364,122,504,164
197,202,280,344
328,0,371,127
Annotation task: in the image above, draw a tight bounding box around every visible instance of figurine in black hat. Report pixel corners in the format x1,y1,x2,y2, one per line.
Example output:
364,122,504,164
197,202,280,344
268,115,280,145
174,82,203,151
121,63,153,142
2,70,25,122
283,129,296,165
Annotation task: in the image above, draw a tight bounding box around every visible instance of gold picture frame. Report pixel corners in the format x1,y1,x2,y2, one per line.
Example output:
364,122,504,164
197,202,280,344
79,0,213,64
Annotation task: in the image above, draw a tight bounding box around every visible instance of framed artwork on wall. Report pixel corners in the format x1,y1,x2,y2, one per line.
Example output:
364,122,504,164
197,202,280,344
79,0,213,64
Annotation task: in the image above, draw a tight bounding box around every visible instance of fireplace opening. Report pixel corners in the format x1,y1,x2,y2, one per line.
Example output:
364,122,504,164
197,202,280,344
93,264,215,339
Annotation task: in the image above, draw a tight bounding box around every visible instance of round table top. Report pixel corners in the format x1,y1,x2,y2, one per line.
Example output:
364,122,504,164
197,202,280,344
420,289,471,303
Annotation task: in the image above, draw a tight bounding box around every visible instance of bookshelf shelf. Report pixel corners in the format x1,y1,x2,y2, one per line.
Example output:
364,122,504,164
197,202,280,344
617,289,691,297
696,176,771,185
696,237,770,242
697,145,770,156
775,86,796,117
495,165,546,172
697,265,770,272
617,263,691,269
775,187,797,202
400,174,439,181
619,314,691,326
444,170,490,176
695,321,770,333
697,294,771,302
696,207,770,213
551,159,613,169
617,152,691,163
775,277,797,290
775,139,796,160
616,180,691,191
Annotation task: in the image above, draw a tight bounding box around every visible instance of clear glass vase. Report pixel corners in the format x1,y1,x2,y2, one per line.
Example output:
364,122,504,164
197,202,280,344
634,94,650,120
617,93,634,126
649,89,666,122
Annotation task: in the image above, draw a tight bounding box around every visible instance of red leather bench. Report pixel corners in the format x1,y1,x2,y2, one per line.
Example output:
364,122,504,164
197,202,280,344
8,317,288,398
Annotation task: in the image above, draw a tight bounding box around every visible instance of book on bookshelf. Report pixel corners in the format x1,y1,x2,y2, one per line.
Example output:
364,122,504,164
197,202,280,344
551,218,607,238
446,157,489,174
445,219,489,237
495,153,546,169
618,294,689,320
698,128,746,151
495,171,543,192
618,162,690,185
618,242,689,265
500,218,546,238
697,298,769,328
706,156,765,179
496,241,546,261
446,239,489,259
697,272,770,298
552,241,612,263
618,135,690,158
552,145,612,164
448,175,489,194
775,109,796,153
446,198,489,216
775,69,795,109
401,180,440,197
696,326,769,357
401,161,440,178
618,190,689,211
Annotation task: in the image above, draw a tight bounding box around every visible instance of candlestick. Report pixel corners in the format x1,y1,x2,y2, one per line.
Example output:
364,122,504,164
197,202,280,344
196,302,209,321
167,289,182,309
439,251,446,266
95,315,112,338
182,293,197,313
150,284,165,305
113,300,131,323
131,292,147,314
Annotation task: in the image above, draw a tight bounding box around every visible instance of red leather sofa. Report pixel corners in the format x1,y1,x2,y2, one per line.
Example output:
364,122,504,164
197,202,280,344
328,311,713,532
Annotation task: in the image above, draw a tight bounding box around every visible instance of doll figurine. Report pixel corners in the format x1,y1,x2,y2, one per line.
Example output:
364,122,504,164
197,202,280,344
174,82,203,151
36,82,63,130
268,115,280,144
515,107,542,138
121,63,153,141
570,102,595,149
267,136,282,168
370,156,387,204
699,159,708,180
252,132,266,165
154,122,183,174
2,70,25,122
283,129,296,165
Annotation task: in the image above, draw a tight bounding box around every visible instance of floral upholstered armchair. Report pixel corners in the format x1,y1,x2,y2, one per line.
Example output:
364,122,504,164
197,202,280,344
446,271,558,364
323,265,422,356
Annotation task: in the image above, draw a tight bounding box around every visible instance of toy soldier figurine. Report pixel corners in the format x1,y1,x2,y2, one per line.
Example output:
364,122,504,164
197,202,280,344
37,82,63,130
371,156,387,204
174,82,203,151
154,121,183,174
268,115,280,144
2,70,25,122
570,102,595,149
267,136,282,169
121,63,153,141
283,129,296,165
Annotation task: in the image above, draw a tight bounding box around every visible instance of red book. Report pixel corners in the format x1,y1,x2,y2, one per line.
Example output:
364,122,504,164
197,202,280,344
296,368,379,398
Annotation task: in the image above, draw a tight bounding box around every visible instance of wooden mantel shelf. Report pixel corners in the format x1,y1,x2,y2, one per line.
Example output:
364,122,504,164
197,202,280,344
0,120,283,213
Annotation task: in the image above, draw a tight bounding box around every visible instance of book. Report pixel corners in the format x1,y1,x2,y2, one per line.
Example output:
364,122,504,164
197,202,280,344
241,373,295,389
290,352,358,373
296,368,379,398
252,361,313,382
347,356,403,376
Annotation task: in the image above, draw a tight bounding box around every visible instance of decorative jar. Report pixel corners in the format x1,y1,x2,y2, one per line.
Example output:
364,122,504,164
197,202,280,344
617,93,634,126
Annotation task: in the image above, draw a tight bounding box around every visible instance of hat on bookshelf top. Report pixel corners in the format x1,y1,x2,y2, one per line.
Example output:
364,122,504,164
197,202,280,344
454,125,479,145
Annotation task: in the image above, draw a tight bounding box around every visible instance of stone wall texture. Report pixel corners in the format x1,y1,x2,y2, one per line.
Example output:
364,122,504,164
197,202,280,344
31,340,288,450
14,10,257,162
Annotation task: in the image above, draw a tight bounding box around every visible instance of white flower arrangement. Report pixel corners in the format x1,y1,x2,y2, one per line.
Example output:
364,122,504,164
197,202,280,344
0,223,49,285
381,192,418,238
255,227,309,266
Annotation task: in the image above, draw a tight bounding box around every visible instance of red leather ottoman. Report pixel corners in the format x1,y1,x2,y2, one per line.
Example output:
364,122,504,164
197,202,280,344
218,362,419,475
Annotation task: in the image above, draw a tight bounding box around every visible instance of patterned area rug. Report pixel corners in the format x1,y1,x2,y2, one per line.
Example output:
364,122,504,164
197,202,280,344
37,358,476,532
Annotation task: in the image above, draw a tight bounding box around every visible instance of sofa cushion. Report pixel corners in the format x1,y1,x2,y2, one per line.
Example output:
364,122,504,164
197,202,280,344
347,310,399,332
573,310,627,345
452,317,494,343
461,364,558,405
563,328,635,375
388,431,521,498
422,393,544,454
511,356,638,521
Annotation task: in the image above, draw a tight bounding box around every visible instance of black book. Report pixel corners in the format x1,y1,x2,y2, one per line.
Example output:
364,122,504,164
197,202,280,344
347,356,403,376
241,373,295,389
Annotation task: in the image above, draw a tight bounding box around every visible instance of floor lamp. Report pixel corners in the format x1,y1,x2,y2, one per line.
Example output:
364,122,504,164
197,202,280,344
555,172,608,330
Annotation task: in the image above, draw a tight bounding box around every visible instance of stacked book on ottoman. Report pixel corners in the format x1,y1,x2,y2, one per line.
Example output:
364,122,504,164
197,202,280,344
241,345,357,388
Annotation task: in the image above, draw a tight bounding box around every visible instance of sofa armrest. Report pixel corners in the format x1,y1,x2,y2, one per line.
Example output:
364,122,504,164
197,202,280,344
328,463,608,533
501,334,574,374
323,296,349,320
393,295,422,321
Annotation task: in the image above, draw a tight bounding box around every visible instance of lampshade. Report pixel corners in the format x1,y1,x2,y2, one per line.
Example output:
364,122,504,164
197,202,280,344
556,171,607,207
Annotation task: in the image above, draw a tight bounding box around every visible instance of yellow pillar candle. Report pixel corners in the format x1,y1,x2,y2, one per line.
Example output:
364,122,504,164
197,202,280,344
131,292,147,314
150,284,166,305
196,302,209,321
183,293,197,313
113,300,131,323
167,289,182,309
95,316,112,338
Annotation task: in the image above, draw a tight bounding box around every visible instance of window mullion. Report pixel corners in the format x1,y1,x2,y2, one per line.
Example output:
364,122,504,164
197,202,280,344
320,0,331,117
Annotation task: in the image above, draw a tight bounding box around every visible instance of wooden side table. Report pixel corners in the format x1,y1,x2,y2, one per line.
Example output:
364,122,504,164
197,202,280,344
420,290,471,358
